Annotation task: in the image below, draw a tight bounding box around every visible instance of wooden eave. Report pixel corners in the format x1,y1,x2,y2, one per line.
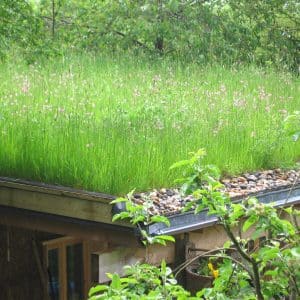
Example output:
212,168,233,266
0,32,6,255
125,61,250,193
0,177,130,228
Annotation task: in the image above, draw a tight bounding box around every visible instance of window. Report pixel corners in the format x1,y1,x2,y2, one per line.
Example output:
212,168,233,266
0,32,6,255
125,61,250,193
44,237,90,300
48,248,60,300
67,243,84,300
90,253,99,285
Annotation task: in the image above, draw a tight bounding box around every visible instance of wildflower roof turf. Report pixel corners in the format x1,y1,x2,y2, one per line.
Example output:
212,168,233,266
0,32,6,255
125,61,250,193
0,55,299,195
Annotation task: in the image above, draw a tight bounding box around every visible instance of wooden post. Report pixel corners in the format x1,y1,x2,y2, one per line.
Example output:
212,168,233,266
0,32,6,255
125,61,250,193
174,233,189,287
83,241,91,298
32,239,51,300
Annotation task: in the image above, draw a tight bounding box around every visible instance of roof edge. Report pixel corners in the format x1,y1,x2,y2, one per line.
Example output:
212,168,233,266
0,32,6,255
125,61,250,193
147,184,300,236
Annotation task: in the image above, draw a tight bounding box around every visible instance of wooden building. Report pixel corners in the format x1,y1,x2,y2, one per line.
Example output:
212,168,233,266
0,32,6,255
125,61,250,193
0,177,299,300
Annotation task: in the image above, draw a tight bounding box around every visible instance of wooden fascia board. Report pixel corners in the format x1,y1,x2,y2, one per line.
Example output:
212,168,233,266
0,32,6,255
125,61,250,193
0,177,130,227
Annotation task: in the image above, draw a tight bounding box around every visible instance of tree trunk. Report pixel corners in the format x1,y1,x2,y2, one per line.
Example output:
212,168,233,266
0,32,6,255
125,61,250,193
52,0,55,38
155,36,163,51
155,0,164,52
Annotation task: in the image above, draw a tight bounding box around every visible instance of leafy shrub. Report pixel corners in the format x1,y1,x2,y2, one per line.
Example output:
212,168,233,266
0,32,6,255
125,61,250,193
90,147,299,299
285,111,300,142
88,261,194,300
173,150,300,299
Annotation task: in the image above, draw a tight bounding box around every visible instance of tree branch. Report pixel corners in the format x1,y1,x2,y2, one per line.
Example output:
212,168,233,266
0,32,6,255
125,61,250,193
222,220,264,300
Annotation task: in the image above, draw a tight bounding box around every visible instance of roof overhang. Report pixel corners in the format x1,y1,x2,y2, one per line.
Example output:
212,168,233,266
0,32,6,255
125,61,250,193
0,177,130,229
146,184,300,236
1,177,299,238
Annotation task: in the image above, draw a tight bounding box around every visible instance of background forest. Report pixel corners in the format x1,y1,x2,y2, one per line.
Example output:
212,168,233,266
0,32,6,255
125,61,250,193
1,0,299,71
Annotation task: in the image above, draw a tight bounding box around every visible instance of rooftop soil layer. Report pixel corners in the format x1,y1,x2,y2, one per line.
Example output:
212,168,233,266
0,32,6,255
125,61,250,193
133,169,300,216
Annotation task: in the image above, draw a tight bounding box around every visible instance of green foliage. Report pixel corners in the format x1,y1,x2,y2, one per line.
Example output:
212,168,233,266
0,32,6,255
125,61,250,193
170,149,221,196
111,191,175,247
178,150,300,299
88,261,194,300
1,0,299,70
0,1,38,59
90,149,299,299
170,149,228,213
0,0,58,62
89,191,190,299
284,111,300,142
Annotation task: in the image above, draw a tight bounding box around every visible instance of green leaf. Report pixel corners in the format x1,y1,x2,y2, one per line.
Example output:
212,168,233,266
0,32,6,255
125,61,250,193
291,247,300,258
132,215,145,224
279,219,295,235
169,159,191,170
211,180,223,190
284,112,300,139
182,200,195,212
127,189,136,199
223,240,231,249
264,269,278,277
150,215,171,226
195,148,206,157
242,215,258,232
110,197,127,204
156,235,175,242
284,207,293,214
88,285,108,296
112,211,130,222
119,278,138,284
247,197,258,206
110,274,122,290
259,247,279,261
152,237,166,246
195,204,204,214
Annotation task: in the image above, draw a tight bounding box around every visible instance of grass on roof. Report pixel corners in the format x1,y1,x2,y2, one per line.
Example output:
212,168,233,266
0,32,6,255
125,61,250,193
0,54,299,194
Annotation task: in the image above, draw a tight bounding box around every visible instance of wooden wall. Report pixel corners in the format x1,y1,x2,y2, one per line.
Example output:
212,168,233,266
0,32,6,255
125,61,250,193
0,225,58,300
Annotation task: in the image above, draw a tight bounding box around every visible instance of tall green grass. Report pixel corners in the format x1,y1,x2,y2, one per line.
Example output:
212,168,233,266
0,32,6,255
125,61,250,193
0,54,299,194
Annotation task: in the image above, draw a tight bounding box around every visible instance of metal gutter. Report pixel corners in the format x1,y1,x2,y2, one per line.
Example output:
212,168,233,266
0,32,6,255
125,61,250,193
146,184,300,236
